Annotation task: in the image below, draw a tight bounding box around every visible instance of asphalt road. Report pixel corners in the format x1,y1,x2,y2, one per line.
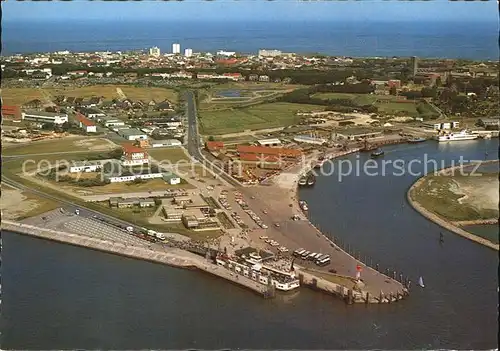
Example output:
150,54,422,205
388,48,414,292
184,91,241,188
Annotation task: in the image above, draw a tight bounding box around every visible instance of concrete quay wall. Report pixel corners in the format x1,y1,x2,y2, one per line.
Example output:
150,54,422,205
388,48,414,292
298,270,405,304
1,220,269,296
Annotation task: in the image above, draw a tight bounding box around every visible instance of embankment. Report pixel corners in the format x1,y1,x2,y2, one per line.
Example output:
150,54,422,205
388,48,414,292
407,162,499,251
1,220,270,296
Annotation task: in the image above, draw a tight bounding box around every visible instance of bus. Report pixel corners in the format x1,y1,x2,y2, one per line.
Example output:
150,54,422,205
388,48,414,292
293,249,306,257
316,255,330,266
301,251,311,259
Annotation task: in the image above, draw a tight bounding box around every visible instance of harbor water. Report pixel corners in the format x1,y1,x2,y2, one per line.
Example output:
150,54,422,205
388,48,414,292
1,140,498,349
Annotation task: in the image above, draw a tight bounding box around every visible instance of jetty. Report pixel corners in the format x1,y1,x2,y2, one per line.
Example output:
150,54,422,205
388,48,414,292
1,220,271,297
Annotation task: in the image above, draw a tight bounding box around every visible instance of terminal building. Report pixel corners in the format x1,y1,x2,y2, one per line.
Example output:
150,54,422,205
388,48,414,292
21,111,68,125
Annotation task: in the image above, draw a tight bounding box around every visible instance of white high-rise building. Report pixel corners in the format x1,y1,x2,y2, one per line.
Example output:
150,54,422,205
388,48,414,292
172,43,181,54
149,46,161,57
184,48,193,57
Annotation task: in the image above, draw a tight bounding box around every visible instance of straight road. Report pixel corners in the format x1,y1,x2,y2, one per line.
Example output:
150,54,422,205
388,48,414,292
185,91,241,187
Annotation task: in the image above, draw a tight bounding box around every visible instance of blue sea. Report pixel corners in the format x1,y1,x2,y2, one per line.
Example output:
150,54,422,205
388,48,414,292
2,20,499,60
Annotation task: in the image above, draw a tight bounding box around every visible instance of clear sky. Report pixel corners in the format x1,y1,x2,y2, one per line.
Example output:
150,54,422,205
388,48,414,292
2,0,498,23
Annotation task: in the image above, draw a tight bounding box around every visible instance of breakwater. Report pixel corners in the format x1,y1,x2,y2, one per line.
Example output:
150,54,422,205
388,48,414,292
407,162,499,251
1,220,270,297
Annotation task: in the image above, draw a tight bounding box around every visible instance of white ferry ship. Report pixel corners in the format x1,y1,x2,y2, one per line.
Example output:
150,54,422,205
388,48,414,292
437,130,478,142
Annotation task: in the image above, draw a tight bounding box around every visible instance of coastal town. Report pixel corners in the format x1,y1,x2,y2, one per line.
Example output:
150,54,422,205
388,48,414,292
1,45,499,302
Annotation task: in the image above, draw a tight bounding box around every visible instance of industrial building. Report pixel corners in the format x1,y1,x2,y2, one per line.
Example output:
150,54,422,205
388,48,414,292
21,111,68,125
293,135,327,145
118,128,148,141
68,161,104,173
151,139,182,148
423,121,460,130
256,138,281,147
104,119,126,127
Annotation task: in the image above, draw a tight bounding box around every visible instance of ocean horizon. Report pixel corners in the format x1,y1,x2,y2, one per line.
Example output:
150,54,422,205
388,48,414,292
2,19,499,60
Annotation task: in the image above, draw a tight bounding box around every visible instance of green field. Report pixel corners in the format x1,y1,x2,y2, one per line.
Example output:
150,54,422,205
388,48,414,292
199,102,321,135
3,138,115,156
148,147,190,164
312,92,379,106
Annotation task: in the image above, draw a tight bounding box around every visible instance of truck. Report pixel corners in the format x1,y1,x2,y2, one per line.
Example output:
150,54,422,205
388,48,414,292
74,209,80,215
156,232,166,241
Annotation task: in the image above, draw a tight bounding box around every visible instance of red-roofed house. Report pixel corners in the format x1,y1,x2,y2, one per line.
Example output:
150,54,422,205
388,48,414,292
121,143,149,166
222,73,244,81
75,113,97,133
205,141,224,152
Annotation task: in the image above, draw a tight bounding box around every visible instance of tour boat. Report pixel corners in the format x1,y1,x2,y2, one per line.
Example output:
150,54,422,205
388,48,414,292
437,130,478,142
370,148,384,158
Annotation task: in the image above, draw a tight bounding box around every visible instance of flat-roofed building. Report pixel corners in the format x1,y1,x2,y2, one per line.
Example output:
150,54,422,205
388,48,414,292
293,135,327,145
182,214,199,229
256,138,281,147
151,139,182,148
119,128,148,141
22,111,68,125
422,121,460,130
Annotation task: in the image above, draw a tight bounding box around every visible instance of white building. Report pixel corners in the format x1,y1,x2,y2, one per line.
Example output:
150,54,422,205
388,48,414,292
22,111,68,125
68,161,103,173
423,121,460,130
151,139,182,148
172,43,181,54
107,173,163,183
217,50,236,57
149,46,161,57
256,138,281,147
293,135,327,145
184,48,193,57
104,120,126,127
119,128,148,141
258,49,282,58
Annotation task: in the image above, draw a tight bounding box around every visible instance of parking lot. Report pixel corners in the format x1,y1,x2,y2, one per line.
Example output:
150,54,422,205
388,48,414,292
21,208,150,247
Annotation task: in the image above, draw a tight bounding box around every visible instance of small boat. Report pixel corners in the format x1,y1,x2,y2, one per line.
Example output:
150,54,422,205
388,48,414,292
370,148,384,158
299,200,308,211
418,276,425,288
298,176,307,186
407,137,426,143
306,173,316,186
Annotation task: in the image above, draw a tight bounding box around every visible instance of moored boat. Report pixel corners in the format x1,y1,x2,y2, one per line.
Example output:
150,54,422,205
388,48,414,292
370,148,384,158
437,129,478,142
299,200,309,211
298,176,307,186
407,136,426,143
306,173,316,186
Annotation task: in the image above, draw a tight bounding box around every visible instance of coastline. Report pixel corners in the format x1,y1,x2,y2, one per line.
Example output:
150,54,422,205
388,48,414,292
407,161,499,251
